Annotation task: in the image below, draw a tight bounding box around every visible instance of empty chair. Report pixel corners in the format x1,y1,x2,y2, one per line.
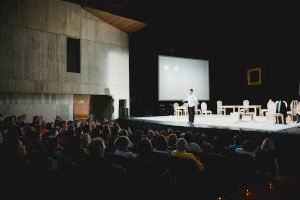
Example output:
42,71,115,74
173,103,182,116
287,100,298,122
290,100,298,111
216,100,225,115
240,100,250,113
201,102,212,115
261,99,275,116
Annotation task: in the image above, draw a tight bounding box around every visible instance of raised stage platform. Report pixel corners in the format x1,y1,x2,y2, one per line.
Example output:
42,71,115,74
120,115,300,134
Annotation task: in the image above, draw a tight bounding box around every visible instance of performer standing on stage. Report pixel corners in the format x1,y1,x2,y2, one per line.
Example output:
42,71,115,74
183,89,199,124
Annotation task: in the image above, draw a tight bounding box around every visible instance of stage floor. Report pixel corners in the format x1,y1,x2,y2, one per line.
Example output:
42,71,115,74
133,115,300,132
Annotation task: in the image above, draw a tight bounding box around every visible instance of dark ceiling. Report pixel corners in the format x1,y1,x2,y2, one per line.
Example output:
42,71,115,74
66,0,299,59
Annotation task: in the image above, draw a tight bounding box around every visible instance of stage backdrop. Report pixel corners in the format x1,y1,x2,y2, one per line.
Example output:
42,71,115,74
158,55,209,101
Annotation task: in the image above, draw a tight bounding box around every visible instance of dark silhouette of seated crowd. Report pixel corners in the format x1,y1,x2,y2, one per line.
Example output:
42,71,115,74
0,114,279,199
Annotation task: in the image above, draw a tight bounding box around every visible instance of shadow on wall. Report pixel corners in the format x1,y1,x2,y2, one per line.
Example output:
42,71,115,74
90,95,114,121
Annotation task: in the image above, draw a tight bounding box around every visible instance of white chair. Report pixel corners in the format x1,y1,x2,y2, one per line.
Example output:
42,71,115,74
295,102,300,115
201,102,212,115
195,104,202,115
261,100,275,116
217,100,225,115
183,102,188,115
283,101,288,108
240,100,250,113
290,100,298,111
173,103,182,116
287,100,298,122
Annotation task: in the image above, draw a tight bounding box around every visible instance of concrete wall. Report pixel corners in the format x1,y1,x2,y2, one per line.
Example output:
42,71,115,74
0,93,73,122
0,0,129,120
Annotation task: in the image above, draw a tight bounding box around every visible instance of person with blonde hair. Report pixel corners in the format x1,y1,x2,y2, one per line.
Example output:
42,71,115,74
255,138,278,179
171,138,205,172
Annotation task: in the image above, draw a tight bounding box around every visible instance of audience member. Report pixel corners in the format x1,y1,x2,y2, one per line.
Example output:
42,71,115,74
167,134,177,151
153,135,169,154
255,138,278,179
235,140,256,158
171,138,205,172
194,133,212,152
137,138,153,159
184,131,203,154
229,135,242,150
114,136,136,158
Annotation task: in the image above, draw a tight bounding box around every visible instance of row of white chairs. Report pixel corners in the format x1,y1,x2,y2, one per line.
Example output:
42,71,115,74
174,100,300,121
173,102,212,116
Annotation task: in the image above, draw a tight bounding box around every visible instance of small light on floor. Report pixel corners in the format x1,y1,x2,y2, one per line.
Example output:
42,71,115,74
268,182,273,190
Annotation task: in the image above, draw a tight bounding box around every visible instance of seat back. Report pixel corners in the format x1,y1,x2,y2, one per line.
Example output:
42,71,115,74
201,102,208,111
183,102,188,107
283,101,288,108
290,100,298,111
173,103,179,109
243,100,250,107
268,101,276,111
217,100,223,109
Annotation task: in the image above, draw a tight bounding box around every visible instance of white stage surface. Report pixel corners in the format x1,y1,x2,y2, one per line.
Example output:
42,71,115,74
134,115,299,132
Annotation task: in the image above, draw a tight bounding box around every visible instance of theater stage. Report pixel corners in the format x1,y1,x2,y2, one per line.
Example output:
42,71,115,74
118,115,300,135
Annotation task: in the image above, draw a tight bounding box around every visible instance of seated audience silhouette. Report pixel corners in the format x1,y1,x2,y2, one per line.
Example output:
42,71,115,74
235,140,256,158
229,135,242,150
114,136,136,158
255,138,278,180
171,138,205,172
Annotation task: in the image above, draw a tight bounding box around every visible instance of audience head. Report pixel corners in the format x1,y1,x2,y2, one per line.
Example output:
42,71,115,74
201,134,209,141
184,131,194,143
167,128,173,136
167,134,177,147
233,135,242,145
154,135,168,151
194,133,203,143
114,136,132,150
147,129,154,139
82,133,91,145
88,137,106,157
119,129,128,137
174,130,181,138
160,130,166,136
242,140,255,152
111,122,121,137
261,138,275,152
89,121,96,130
32,116,39,124
137,138,153,156
154,131,160,136
176,138,188,152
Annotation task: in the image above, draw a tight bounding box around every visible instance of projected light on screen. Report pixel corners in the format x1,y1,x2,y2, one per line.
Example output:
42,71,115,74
159,55,210,101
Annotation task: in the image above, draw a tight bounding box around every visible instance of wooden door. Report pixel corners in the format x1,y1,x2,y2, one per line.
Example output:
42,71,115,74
73,94,90,121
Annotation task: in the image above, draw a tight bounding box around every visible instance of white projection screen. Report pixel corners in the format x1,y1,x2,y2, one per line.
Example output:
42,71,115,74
159,55,210,101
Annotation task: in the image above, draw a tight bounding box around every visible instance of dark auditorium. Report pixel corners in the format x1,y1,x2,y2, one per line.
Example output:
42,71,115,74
1,1,300,199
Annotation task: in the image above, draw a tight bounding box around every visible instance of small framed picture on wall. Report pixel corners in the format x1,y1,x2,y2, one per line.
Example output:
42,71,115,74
247,67,262,86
